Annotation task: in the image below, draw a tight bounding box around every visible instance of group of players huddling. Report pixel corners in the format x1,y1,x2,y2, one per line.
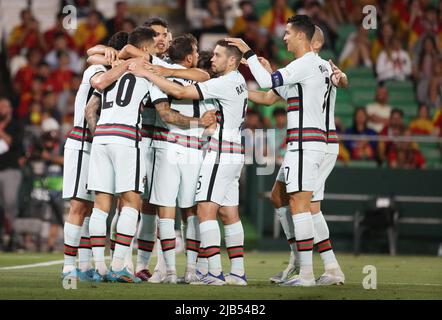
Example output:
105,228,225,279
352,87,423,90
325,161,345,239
61,14,348,287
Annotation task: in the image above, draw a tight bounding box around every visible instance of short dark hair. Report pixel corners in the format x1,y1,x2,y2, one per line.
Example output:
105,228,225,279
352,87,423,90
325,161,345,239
143,17,168,29
108,31,129,50
168,34,198,64
272,107,287,117
287,15,315,41
197,51,213,71
215,40,243,66
391,108,404,118
128,27,156,48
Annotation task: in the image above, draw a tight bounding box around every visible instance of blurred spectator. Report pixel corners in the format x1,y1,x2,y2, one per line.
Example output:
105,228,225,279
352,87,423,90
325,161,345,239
105,1,129,37
366,85,393,133
339,25,372,69
17,76,45,120
8,9,47,57
409,104,436,135
378,108,405,164
237,15,277,81
413,35,440,105
303,0,338,51
344,107,378,160
45,33,82,73
408,4,441,51
334,116,351,164
371,22,395,63
62,0,93,18
428,56,442,109
387,129,425,169
244,108,265,163
376,37,412,82
0,98,24,250
260,0,295,38
230,1,256,35
121,18,137,33
74,10,108,55
13,48,43,95
43,12,77,52
433,106,442,136
49,51,75,93
187,0,228,39
42,91,62,123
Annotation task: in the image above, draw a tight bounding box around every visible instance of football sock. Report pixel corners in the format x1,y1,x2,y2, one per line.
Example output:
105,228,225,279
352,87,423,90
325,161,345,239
112,207,138,272
89,208,108,275
276,206,299,267
109,209,119,260
312,211,339,270
78,217,92,272
293,212,314,278
185,215,200,270
159,218,176,273
200,220,222,277
63,222,81,273
224,221,245,276
136,213,156,272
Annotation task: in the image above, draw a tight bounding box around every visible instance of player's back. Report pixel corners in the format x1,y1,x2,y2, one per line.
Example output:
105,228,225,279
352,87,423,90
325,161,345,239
94,72,150,147
196,70,248,145
65,64,106,151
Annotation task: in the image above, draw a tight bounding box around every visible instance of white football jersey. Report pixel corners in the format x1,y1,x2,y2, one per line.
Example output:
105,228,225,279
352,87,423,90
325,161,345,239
153,63,216,150
65,64,106,151
318,55,339,155
195,70,248,148
94,71,167,147
272,52,329,152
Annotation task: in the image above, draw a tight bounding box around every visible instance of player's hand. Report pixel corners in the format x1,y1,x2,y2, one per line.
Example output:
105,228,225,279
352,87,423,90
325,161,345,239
199,110,217,127
128,57,149,77
202,122,217,137
225,38,251,54
104,47,119,65
146,64,171,77
329,59,346,86
258,57,272,73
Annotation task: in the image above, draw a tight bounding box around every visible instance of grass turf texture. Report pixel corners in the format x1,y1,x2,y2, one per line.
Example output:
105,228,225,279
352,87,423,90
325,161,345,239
0,252,441,300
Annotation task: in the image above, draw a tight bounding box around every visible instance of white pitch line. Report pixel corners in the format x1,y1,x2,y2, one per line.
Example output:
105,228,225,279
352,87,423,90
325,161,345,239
0,256,112,271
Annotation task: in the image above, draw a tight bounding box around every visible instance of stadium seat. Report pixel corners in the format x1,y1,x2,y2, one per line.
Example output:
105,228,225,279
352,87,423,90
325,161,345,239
351,88,376,106
336,24,356,53
336,102,355,116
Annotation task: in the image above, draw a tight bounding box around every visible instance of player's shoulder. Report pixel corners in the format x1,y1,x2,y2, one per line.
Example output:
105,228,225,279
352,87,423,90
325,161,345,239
83,64,106,82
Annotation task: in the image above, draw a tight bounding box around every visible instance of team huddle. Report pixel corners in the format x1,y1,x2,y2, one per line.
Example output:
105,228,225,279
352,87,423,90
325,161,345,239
61,14,347,287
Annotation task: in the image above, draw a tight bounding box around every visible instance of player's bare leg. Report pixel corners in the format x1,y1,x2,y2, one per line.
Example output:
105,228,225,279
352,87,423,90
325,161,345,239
311,201,345,285
191,201,225,285
281,191,316,287
107,190,141,283
62,198,93,281
89,192,113,280
181,206,200,283
219,206,247,286
269,180,299,283
135,200,156,281
156,206,177,283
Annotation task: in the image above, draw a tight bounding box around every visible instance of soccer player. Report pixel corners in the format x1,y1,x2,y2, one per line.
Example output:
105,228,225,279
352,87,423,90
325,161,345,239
61,32,130,282
130,40,248,286
143,18,170,61
145,34,218,284
227,15,330,286
86,27,211,281
250,26,348,286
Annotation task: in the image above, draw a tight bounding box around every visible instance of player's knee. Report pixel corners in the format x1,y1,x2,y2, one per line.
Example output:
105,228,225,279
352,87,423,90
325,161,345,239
69,199,90,219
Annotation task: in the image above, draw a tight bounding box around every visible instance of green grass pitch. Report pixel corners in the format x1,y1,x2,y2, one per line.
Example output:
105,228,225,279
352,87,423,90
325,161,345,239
0,252,441,300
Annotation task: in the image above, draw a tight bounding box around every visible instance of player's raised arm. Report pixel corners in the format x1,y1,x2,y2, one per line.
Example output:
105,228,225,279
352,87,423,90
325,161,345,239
129,62,201,100
147,64,210,82
90,59,132,91
249,89,282,105
154,100,216,128
84,93,102,134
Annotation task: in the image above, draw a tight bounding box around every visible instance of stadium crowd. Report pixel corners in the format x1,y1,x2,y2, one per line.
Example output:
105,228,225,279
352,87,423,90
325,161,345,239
0,0,441,252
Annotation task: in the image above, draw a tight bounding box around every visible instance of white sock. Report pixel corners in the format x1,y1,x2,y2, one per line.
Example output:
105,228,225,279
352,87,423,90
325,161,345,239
312,211,339,270
185,215,200,270
276,206,299,267
200,220,222,276
136,213,156,272
224,221,245,276
196,246,208,275
112,206,138,272
109,210,119,260
293,212,314,277
159,218,176,273
78,217,92,272
89,208,108,275
124,238,134,273
181,220,187,245
63,222,82,273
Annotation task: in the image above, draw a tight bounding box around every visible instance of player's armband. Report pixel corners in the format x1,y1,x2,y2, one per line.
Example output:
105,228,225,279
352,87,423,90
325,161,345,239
271,71,283,88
